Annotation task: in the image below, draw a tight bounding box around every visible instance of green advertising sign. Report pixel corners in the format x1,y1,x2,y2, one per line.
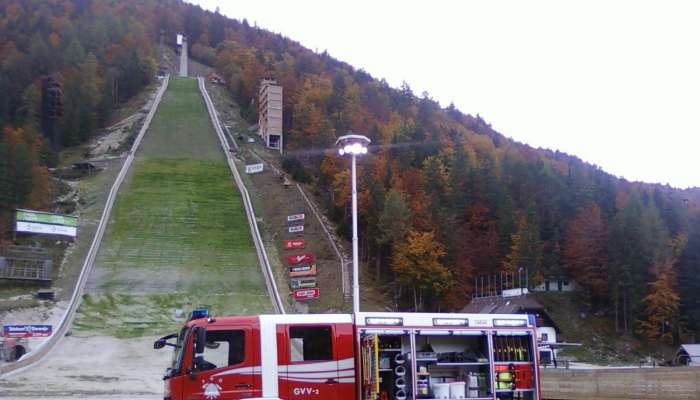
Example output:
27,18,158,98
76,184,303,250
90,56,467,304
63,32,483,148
16,209,78,227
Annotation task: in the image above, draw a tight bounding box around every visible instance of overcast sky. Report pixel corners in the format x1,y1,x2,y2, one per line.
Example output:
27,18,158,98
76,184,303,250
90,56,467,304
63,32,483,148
189,0,700,189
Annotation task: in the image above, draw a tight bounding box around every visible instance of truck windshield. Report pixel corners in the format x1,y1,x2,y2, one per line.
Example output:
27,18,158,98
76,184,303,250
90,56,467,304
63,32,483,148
169,326,189,375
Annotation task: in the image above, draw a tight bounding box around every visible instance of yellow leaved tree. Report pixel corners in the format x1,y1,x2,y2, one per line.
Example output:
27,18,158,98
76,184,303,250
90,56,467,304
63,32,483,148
391,230,451,311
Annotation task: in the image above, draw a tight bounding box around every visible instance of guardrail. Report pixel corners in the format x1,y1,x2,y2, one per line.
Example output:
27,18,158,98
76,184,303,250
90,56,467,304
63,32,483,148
0,76,171,377
197,77,285,314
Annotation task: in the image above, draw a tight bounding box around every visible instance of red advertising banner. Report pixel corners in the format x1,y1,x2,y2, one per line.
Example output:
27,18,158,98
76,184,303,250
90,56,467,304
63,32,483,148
283,239,306,250
286,252,315,265
289,264,317,278
293,288,320,301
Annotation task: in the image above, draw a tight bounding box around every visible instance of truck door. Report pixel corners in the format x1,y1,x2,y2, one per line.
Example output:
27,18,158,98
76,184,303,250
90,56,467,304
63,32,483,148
182,326,257,400
280,324,341,400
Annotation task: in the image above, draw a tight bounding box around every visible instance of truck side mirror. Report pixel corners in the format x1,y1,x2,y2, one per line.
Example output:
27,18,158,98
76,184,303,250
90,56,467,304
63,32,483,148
194,327,206,354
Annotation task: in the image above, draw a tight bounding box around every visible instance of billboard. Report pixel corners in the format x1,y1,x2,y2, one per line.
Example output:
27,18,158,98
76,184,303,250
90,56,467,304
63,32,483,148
287,252,315,265
293,288,320,301
283,239,305,250
287,213,305,223
245,163,264,174
15,209,77,237
290,277,317,290
289,263,316,278
3,324,52,338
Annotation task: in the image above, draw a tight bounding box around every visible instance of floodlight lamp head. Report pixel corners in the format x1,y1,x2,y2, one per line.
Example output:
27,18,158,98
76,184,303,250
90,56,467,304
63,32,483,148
335,133,371,157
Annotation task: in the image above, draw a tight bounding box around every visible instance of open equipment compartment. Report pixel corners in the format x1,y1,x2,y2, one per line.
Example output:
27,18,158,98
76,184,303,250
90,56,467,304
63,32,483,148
493,330,536,400
360,329,412,400
357,313,541,400
413,329,493,400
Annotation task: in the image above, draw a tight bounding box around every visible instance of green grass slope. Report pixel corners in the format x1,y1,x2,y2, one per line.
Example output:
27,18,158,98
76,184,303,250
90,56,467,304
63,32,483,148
76,78,272,337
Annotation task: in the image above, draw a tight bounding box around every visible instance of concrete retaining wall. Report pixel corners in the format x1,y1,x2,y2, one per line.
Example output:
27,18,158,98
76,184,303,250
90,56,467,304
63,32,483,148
541,367,700,400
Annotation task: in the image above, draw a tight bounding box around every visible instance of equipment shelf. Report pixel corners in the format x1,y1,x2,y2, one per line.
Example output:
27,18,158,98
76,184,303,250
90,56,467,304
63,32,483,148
435,362,490,366
493,361,533,365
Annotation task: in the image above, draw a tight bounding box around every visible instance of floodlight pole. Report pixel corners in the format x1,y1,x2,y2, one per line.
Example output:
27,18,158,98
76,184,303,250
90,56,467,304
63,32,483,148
351,153,360,314
335,133,370,315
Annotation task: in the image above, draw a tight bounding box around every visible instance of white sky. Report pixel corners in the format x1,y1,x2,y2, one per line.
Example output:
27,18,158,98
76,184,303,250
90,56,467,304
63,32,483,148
189,0,700,189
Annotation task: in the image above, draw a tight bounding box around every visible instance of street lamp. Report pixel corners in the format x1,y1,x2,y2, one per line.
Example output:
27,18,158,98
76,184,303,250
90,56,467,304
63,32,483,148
335,133,371,314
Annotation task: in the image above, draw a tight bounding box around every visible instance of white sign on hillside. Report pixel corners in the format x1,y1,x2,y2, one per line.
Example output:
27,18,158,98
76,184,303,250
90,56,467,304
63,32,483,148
288,225,304,234
245,163,264,174
287,213,305,222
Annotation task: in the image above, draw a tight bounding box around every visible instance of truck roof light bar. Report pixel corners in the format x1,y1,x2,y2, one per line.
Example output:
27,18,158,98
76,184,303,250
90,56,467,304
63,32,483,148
365,317,403,326
361,329,407,335
433,318,469,327
189,308,209,321
493,318,527,327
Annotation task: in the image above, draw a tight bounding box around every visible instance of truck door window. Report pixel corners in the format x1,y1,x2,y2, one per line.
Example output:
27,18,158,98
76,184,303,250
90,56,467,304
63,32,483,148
200,330,245,370
289,326,332,362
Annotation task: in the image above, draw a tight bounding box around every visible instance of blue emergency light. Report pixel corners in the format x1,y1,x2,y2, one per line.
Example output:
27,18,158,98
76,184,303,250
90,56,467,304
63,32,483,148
189,308,209,321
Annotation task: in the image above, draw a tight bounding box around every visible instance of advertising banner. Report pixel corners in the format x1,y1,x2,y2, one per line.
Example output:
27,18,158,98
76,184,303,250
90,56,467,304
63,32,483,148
290,277,317,290
245,163,264,174
287,213,305,223
293,288,320,301
15,209,78,237
3,324,53,338
15,222,77,237
283,239,306,250
288,225,304,234
289,263,317,278
286,252,315,265
16,210,77,226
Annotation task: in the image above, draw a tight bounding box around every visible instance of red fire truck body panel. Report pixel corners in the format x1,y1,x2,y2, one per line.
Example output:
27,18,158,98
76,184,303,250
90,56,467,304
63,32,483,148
161,312,541,400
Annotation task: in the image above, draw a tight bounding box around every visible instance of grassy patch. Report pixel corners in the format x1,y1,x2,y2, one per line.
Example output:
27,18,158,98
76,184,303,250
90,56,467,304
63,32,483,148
535,292,647,363
92,158,262,293
137,78,223,161
75,291,271,338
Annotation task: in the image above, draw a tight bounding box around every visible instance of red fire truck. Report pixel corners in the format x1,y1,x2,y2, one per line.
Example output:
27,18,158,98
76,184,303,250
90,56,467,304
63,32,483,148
155,311,541,400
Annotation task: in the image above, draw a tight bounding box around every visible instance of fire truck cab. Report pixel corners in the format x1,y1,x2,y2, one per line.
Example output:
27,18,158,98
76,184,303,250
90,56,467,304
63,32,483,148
156,311,540,400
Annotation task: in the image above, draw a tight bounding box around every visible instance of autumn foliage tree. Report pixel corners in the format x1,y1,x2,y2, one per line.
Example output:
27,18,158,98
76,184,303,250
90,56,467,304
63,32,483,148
636,234,688,344
563,203,609,305
391,230,450,311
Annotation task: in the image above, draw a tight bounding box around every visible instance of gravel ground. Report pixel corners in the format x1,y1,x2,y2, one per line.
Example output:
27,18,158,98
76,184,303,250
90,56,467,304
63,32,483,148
0,335,170,398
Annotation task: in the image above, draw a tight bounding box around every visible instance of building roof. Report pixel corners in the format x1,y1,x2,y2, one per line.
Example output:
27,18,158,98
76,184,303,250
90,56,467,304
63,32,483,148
460,294,560,332
461,294,544,314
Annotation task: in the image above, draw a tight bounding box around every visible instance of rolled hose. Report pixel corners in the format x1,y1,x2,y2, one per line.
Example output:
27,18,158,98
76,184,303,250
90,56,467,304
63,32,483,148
395,389,407,400
394,365,406,376
395,377,406,389
394,353,406,364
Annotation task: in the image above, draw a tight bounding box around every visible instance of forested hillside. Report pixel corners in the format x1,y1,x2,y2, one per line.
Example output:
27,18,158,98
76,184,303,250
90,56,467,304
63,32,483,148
0,0,157,235
1,0,699,345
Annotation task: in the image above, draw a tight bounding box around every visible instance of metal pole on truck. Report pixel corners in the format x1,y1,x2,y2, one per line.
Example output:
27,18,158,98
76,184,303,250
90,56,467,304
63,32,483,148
336,134,371,314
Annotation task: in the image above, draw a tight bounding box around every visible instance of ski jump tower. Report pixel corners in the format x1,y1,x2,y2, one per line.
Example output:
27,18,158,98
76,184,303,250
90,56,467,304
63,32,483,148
177,34,188,77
